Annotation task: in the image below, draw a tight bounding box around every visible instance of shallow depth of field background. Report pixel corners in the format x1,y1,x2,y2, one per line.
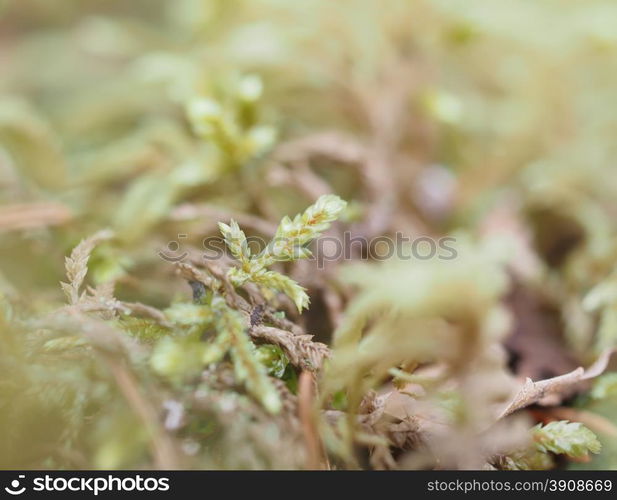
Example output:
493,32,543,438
2,0,617,470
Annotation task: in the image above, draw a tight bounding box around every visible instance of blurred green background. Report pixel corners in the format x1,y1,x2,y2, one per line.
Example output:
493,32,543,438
2,0,617,469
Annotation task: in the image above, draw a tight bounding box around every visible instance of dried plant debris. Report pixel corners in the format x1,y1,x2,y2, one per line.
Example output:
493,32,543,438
2,0,617,471
497,350,616,420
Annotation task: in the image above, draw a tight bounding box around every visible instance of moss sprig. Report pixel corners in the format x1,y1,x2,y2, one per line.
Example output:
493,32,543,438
219,193,347,312
532,420,601,458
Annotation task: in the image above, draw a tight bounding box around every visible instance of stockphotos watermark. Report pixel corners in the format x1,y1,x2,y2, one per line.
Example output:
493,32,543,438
3,473,169,496
158,232,458,267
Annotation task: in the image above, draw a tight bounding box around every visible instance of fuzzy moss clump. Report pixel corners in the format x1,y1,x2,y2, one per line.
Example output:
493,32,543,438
2,0,617,470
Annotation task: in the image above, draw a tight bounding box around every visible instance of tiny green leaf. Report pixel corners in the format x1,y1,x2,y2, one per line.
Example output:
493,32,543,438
532,420,601,458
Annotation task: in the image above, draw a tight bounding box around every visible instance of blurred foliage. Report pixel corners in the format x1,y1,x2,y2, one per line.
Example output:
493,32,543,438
1,0,617,470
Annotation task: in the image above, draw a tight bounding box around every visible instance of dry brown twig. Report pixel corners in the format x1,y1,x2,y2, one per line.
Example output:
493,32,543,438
0,201,73,232
250,325,329,371
498,348,616,419
267,161,332,200
176,262,220,291
170,204,277,237
273,131,366,166
298,371,327,469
